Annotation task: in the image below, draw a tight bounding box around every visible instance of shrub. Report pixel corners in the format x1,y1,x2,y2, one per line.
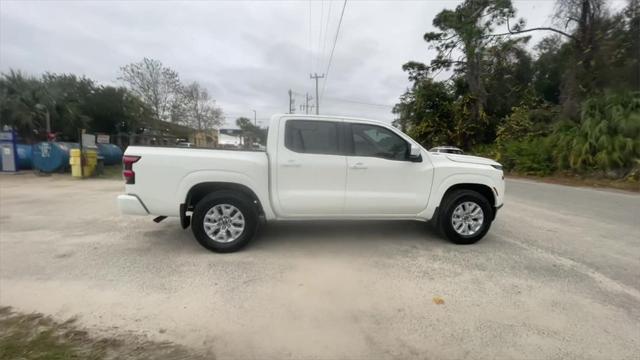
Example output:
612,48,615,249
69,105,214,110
547,92,640,173
499,138,555,175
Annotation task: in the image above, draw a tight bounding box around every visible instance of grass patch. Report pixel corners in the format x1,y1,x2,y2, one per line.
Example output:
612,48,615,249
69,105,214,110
99,165,123,180
0,307,208,360
507,173,640,192
0,307,106,360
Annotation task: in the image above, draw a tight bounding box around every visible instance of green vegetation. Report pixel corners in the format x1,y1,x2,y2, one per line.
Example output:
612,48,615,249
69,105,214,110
100,165,125,180
395,0,640,180
236,116,267,146
0,307,206,360
0,306,107,360
0,58,223,144
0,71,151,142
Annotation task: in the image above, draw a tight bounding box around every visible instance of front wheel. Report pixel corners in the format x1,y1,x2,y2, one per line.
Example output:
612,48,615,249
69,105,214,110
438,189,493,245
191,191,258,253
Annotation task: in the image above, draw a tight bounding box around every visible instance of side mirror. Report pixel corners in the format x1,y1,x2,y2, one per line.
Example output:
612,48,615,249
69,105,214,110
408,144,422,162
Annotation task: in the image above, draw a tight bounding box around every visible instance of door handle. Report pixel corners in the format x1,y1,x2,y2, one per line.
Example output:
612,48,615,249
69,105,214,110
282,160,301,168
350,162,368,170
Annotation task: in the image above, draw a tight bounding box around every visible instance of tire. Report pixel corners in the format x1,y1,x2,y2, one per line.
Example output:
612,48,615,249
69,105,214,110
438,189,493,245
191,191,258,253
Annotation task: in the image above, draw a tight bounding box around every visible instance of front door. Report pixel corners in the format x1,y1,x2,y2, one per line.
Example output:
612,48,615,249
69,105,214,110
344,122,432,215
275,119,347,216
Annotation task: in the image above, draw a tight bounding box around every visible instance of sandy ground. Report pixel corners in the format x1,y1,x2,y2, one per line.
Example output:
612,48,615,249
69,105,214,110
0,173,639,359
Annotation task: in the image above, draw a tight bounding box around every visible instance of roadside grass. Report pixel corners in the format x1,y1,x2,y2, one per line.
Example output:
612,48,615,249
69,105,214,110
507,173,640,192
0,307,208,360
100,165,122,180
0,307,106,360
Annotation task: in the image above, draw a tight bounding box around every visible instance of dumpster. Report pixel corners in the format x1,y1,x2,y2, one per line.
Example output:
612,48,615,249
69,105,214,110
16,144,33,170
32,142,78,173
96,143,123,165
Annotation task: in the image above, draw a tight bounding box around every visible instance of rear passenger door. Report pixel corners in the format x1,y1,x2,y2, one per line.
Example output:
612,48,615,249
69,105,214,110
275,119,347,216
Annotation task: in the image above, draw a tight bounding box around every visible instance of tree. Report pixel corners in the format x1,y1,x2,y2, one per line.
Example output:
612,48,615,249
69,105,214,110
119,58,184,122
0,70,46,139
489,0,608,117
603,0,640,92
236,117,266,146
393,75,455,147
531,36,571,104
83,86,152,135
182,82,223,130
483,37,534,136
423,0,517,131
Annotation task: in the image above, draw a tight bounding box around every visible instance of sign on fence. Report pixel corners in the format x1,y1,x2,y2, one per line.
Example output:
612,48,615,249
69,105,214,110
96,134,110,144
82,133,96,147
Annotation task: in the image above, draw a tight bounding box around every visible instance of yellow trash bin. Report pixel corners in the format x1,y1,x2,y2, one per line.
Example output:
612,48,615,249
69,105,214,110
70,149,98,177
84,149,97,176
70,149,82,177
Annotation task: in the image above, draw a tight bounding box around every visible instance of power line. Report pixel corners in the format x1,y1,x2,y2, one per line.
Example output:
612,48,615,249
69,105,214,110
317,0,324,68
320,0,333,66
308,0,313,73
320,0,348,101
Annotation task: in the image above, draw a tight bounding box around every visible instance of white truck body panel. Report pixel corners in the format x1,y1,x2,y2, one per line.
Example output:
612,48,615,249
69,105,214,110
119,114,504,223
123,147,273,218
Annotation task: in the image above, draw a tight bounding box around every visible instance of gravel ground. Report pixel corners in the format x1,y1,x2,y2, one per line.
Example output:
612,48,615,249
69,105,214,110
0,173,639,359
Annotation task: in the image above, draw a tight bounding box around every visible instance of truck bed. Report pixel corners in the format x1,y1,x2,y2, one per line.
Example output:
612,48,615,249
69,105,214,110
123,146,269,216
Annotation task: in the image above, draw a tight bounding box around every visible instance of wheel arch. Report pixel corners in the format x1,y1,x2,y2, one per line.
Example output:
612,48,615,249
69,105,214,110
433,183,497,223
181,182,265,229
420,173,500,222
186,182,264,214
442,183,496,207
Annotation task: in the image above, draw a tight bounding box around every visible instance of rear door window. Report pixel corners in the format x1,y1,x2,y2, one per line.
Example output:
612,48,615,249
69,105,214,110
285,120,341,155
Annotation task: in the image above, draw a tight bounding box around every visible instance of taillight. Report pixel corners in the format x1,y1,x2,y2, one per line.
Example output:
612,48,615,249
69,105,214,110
122,155,140,184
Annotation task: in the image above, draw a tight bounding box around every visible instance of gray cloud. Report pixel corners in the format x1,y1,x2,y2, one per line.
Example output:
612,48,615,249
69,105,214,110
1,0,558,126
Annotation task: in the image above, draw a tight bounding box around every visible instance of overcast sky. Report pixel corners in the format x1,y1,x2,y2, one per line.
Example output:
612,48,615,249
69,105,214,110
1,0,569,127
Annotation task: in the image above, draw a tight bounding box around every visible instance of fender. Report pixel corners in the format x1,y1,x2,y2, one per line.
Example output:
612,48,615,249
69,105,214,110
176,170,276,219
418,172,500,220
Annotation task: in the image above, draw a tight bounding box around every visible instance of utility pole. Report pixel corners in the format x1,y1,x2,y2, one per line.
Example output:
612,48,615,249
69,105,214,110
288,89,295,114
252,109,257,126
304,93,314,115
299,93,314,114
309,73,324,115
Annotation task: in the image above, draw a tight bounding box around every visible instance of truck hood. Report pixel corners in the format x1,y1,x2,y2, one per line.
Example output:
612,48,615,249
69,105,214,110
445,153,501,167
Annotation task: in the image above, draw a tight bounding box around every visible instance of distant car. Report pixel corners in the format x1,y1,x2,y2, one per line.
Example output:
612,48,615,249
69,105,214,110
176,142,194,148
429,146,464,154
252,143,266,151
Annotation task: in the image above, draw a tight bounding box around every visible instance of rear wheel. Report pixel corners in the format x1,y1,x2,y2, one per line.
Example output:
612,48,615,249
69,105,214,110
438,189,493,245
191,191,258,253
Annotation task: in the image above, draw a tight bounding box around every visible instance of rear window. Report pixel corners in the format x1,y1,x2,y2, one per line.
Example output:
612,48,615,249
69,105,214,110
285,120,340,155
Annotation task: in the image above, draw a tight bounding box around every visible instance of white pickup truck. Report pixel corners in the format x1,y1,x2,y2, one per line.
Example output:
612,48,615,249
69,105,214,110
118,114,504,252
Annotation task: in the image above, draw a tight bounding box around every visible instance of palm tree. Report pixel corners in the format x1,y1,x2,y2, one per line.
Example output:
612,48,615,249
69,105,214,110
0,70,48,139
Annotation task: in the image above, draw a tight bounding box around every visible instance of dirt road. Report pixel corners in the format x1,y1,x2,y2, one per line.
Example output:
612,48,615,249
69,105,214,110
1,174,638,359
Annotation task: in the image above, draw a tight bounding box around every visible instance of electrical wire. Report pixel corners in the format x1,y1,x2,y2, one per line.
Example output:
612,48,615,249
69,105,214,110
320,0,347,101
317,0,324,69
308,0,313,73
320,0,333,69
